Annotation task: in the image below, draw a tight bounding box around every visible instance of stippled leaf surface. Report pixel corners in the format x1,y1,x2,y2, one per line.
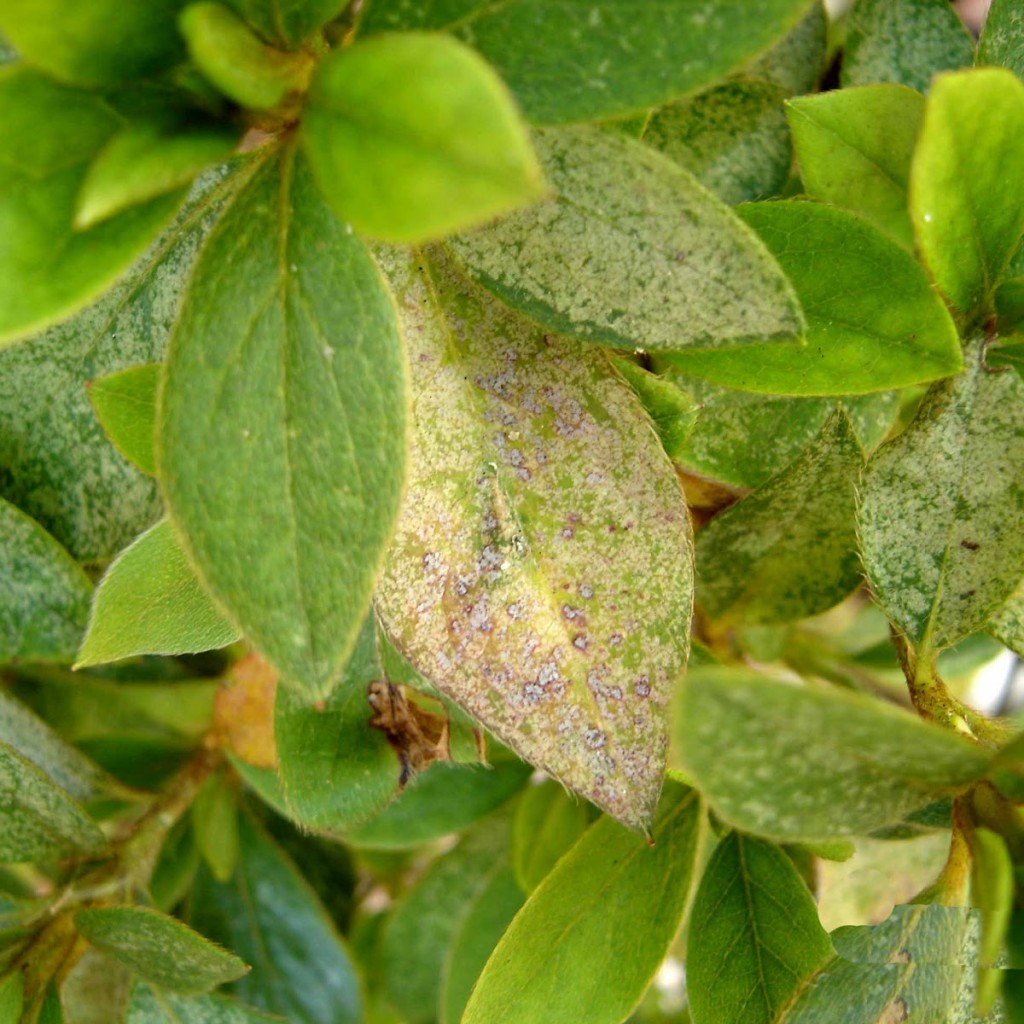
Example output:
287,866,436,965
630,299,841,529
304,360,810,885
374,245,693,830
779,904,973,1022
0,738,107,860
275,615,398,835
462,784,704,1024
360,0,813,125
687,832,833,1024
186,814,361,1024
664,199,962,393
303,32,544,243
655,366,897,489
979,0,1024,80
742,1,828,96
159,147,407,702
672,667,989,842
126,983,279,1023
841,0,974,92
787,84,924,248
512,779,589,893
77,518,241,667
0,163,247,563
0,496,91,662
910,68,1024,315
86,364,159,477
448,126,803,355
988,581,1024,657
219,0,345,47
695,411,864,625
0,68,183,346
859,340,1024,654
642,77,792,207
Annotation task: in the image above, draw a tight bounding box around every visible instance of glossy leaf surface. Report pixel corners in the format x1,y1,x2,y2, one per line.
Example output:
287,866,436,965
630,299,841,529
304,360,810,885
87,364,159,477
511,780,589,893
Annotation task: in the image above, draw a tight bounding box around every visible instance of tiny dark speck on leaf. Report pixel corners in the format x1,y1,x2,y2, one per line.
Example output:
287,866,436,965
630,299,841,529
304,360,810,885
960,538,979,550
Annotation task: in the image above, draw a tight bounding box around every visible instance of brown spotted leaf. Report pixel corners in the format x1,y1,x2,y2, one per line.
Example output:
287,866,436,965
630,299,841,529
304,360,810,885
373,246,693,830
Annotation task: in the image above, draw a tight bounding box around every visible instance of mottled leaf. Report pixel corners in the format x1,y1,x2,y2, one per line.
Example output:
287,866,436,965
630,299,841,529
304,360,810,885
642,77,792,207
988,580,1024,658
787,84,924,247
0,497,91,662
859,340,1024,653
126,984,279,1024
743,1,828,96
978,0,1024,80
360,0,814,124
303,32,544,243
374,245,693,829
910,68,1024,315
463,784,704,1024
664,200,963,393
86,364,159,476
61,948,133,1024
186,814,361,1023
687,832,833,1024
672,667,990,842
449,125,803,354
75,906,247,994
841,0,974,92
159,147,407,701
512,780,589,893
695,411,864,624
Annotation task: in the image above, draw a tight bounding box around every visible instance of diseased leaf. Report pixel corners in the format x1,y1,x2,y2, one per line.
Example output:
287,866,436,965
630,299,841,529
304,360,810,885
360,0,814,125
841,0,974,92
642,77,792,207
979,0,1024,80
275,614,398,835
0,161,249,563
910,68,1024,315
159,147,407,701
0,497,91,662
186,814,361,1024
695,410,864,625
607,358,700,461
0,68,183,346
449,126,803,354
687,832,833,1024
303,32,544,243
0,0,184,85
987,335,1024,378
672,667,990,842
663,200,963,394
87,364,159,477
787,84,924,247
512,780,589,893
126,983,279,1024
743,1,828,96
463,784,704,1024
374,245,693,829
76,519,241,667
859,339,1024,654
61,947,133,1024
988,580,1024,658
219,0,346,47
75,906,248,994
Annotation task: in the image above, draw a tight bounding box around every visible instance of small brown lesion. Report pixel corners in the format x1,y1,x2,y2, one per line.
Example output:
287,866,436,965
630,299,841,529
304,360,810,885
368,680,452,787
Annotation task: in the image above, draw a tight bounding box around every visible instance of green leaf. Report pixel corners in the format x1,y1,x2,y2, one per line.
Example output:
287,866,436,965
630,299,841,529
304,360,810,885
361,0,815,125
127,983,279,1024
0,497,91,662
378,814,512,1024
159,147,407,702
179,3,314,110
694,410,864,624
75,906,248,994
971,828,1013,1015
440,865,524,1024
87,364,160,477
449,125,803,353
988,580,1024,658
511,780,589,893
76,519,241,667
463,784,704,1024
687,832,833,1024
0,160,249,563
642,77,792,207
0,68,184,346
978,0,1024,80
374,245,692,830
606,359,700,461
841,0,974,93
663,199,963,394
275,615,398,835
859,340,1024,654
186,813,362,1024
911,68,1024,316
345,749,531,850
0,970,22,1024
76,120,239,230
743,1,828,97
192,774,240,884
61,947,133,1024
302,32,544,243
787,84,924,248
0,0,185,85
671,666,990,842
219,0,346,47
654,366,898,489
